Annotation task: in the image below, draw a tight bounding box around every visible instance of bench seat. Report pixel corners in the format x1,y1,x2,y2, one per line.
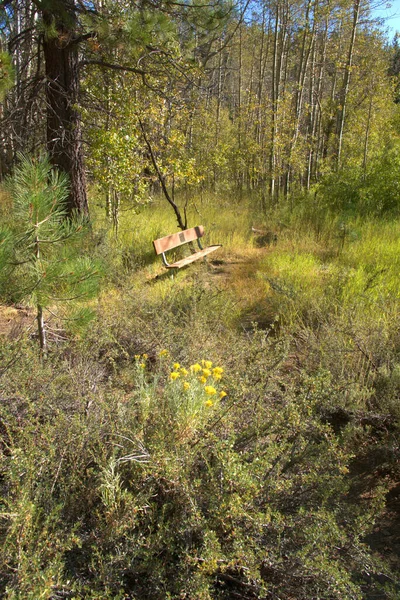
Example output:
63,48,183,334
166,245,221,269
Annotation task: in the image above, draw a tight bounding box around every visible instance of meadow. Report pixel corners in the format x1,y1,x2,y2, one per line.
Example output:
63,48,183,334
0,190,399,599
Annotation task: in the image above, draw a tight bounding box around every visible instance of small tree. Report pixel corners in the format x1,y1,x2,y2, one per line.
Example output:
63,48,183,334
4,155,100,354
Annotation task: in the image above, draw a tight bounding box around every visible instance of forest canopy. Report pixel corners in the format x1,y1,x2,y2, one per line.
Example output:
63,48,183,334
0,0,399,221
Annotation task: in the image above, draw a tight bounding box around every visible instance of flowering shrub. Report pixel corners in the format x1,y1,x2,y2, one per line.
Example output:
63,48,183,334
132,352,227,443
0,330,395,600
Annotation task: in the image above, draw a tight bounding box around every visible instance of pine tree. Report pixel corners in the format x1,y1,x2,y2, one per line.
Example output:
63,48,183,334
4,155,100,354
2,0,232,217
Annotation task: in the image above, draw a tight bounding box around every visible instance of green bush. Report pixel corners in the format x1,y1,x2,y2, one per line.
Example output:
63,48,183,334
0,318,396,599
0,155,101,353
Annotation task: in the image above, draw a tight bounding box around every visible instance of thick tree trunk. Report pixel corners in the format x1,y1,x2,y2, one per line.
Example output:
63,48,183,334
42,0,88,217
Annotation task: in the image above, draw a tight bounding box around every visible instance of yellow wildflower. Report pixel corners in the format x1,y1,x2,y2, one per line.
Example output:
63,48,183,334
202,368,211,378
205,399,213,407
173,362,180,370
201,360,213,369
170,372,180,381
140,363,146,369
219,391,227,399
199,376,207,384
134,354,140,360
213,367,224,376
180,368,189,377
183,381,190,391
205,386,217,395
213,374,222,381
142,353,148,359
190,363,202,373
159,349,169,357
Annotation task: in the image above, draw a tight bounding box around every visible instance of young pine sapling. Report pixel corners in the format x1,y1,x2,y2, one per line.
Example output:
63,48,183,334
6,155,100,354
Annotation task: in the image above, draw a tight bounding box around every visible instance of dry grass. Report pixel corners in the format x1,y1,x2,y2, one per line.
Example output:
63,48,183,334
0,305,35,338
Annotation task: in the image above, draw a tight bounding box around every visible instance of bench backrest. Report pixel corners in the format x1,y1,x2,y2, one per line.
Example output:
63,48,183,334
153,225,204,255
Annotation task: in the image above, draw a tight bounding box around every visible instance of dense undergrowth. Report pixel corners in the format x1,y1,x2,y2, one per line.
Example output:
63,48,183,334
0,191,399,599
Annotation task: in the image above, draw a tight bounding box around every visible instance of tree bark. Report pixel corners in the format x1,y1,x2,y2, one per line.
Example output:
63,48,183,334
41,0,89,216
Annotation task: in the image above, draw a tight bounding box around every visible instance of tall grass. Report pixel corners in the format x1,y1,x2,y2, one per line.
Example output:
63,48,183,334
89,191,256,278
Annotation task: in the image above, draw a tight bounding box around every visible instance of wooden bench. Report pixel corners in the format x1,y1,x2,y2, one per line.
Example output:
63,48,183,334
153,225,221,269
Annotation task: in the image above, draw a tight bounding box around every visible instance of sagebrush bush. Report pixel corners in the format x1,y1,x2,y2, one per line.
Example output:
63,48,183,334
0,312,397,599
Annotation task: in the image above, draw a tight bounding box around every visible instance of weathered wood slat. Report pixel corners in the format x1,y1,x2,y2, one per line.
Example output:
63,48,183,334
153,225,204,255
166,245,221,268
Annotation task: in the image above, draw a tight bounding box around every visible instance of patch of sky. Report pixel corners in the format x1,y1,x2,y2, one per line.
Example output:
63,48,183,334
371,1,400,38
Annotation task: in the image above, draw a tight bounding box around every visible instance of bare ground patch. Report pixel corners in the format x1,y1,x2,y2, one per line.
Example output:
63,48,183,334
0,305,35,339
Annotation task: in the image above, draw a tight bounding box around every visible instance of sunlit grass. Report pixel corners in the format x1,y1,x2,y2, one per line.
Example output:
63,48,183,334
90,190,254,262
258,244,397,326
89,189,400,337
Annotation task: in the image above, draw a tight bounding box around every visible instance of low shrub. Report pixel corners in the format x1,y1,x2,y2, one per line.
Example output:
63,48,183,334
0,322,397,598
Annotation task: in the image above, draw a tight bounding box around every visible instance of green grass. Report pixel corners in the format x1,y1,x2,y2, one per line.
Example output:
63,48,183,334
1,189,399,599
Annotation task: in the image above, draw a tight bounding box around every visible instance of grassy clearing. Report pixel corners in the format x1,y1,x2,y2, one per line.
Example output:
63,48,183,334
0,191,399,599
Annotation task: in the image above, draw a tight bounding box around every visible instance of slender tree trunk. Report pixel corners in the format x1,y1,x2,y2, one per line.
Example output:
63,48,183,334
237,21,243,191
362,93,373,180
34,233,47,355
275,1,290,199
307,4,328,187
3,1,42,172
214,38,223,189
270,3,280,202
285,0,314,197
335,0,360,168
112,189,120,237
311,8,330,181
138,118,187,231
37,303,47,355
257,9,270,196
